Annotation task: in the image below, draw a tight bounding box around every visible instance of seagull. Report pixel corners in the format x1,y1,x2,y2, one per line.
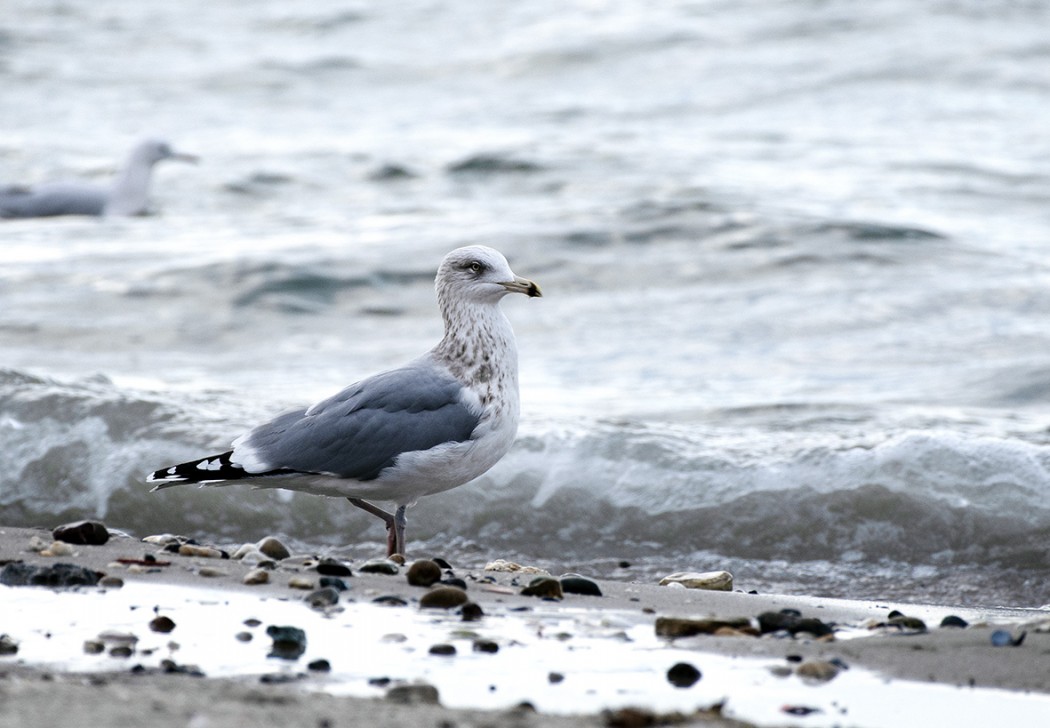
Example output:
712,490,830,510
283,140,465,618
147,245,542,557
0,139,197,218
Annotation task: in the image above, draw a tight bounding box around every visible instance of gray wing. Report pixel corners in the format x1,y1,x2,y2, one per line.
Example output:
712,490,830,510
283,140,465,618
0,183,107,218
235,364,480,481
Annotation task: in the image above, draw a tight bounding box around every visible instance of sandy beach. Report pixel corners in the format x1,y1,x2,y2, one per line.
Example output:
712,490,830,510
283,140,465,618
2,523,1049,728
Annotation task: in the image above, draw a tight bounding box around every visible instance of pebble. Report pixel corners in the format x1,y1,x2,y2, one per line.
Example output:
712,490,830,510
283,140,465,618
266,625,307,660
109,646,134,658
0,634,19,655
83,640,105,654
142,534,184,547
315,558,353,577
197,566,226,578
0,562,101,588
288,576,315,590
235,632,253,642
307,658,331,672
560,575,602,597
386,683,440,705
319,576,349,591
658,570,733,591
256,536,291,561
420,586,469,609
886,615,927,633
178,544,225,559
406,560,443,587
389,553,406,565
52,520,110,546
359,558,400,575
473,639,499,654
373,595,409,607
484,559,549,574
991,629,1026,647
98,576,124,589
548,672,565,684
757,610,833,637
40,541,75,557
460,602,485,621
149,616,176,633
796,660,841,683
27,535,50,552
441,576,468,590
428,643,457,656
655,617,756,638
666,661,702,688
520,577,563,600
940,615,969,629
305,587,341,609
243,568,270,585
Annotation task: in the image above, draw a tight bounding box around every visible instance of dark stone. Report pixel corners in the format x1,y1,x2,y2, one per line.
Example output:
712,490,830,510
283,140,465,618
406,560,442,587
428,643,456,656
315,559,352,577
149,616,176,633
372,595,408,607
666,661,701,688
1,562,101,588
266,625,307,660
886,615,927,633
940,615,969,629
305,587,341,609
472,639,499,654
548,672,564,684
307,659,332,672
560,576,602,597
109,645,134,658
520,577,563,600
440,577,468,590
991,629,1026,647
52,520,110,546
431,557,452,570
756,611,832,637
319,577,349,592
460,602,484,621
0,634,19,655
260,673,306,684
420,586,468,609
160,659,204,676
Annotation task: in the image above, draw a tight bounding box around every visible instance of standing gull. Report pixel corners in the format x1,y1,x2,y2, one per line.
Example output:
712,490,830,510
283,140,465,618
0,139,197,218
147,246,542,556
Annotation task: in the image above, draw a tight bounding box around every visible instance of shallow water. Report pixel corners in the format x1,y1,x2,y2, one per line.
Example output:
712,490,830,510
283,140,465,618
3,1,1050,606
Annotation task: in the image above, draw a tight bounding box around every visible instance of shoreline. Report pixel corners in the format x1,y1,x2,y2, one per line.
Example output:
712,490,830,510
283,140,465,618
2,525,1049,727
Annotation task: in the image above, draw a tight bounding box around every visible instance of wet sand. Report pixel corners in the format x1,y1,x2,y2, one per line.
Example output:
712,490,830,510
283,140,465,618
2,525,1048,727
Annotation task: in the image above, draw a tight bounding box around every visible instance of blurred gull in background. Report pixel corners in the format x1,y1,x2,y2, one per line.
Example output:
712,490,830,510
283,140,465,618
0,138,197,219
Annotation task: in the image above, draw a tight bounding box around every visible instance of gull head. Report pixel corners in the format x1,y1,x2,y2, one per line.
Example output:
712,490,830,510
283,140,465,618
437,246,542,306
132,139,200,167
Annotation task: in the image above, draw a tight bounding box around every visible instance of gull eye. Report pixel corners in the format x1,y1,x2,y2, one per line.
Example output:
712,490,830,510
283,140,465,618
468,261,483,273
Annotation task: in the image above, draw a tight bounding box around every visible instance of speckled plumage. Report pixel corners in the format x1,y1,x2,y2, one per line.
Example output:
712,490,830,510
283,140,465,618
147,245,541,556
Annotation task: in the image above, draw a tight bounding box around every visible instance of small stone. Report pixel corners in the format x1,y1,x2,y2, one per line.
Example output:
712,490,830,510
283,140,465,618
359,558,400,575
319,576,349,591
99,576,124,589
288,576,315,590
796,660,840,683
886,615,927,633
52,520,110,546
109,645,134,658
373,595,409,607
991,629,1026,647
428,643,456,656
266,625,307,660
386,683,440,705
235,632,253,642
548,672,564,684
41,541,75,557
0,634,19,655
83,640,105,654
142,534,183,547
757,611,833,637
315,558,352,577
432,557,453,570
560,576,602,597
940,615,969,629
307,658,332,672
305,587,341,609
520,577,563,600
149,616,176,633
243,568,270,585
460,602,484,621
256,537,291,561
406,560,443,587
420,586,469,609
473,639,499,654
197,567,226,578
178,544,224,559
484,559,549,575
27,535,49,552
666,661,701,688
658,570,733,591
389,553,406,565
441,576,468,590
